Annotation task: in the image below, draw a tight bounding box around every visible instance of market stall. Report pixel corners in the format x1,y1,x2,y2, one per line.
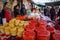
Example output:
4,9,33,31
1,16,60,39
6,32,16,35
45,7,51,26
0,0,60,40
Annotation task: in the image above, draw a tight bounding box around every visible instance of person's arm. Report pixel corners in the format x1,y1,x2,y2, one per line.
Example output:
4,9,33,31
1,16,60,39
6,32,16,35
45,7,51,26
50,9,51,14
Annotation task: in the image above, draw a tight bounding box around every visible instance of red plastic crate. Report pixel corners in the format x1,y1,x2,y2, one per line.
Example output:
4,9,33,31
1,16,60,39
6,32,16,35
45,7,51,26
23,31,36,40
37,30,50,40
25,24,36,31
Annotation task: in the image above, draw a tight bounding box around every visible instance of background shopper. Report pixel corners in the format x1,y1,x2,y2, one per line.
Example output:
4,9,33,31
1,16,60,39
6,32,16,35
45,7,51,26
58,8,60,17
14,5,20,17
50,6,55,21
20,4,26,16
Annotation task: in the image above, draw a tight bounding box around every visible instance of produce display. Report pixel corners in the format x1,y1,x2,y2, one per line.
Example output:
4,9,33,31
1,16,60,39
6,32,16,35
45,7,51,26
0,18,29,40
0,18,60,40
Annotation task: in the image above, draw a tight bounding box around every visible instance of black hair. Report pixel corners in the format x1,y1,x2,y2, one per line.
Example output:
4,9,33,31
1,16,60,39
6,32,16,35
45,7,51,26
14,5,19,10
3,2,8,8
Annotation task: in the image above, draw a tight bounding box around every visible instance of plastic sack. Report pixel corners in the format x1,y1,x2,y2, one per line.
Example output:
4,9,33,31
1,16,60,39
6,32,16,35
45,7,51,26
42,16,51,21
2,18,6,25
47,22,55,27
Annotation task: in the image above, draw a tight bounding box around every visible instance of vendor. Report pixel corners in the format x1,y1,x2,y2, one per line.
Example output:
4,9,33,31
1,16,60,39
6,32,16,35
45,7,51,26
1,2,12,22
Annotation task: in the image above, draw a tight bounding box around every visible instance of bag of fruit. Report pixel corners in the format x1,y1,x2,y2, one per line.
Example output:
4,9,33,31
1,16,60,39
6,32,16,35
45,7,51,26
38,20,47,27
0,26,5,36
35,27,46,33
4,27,10,36
29,19,37,26
46,26,55,34
37,30,50,40
25,24,35,31
17,27,24,37
23,31,36,40
53,30,60,40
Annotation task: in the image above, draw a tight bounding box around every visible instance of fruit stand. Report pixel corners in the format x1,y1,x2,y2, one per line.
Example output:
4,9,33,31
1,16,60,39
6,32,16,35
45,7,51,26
0,15,60,40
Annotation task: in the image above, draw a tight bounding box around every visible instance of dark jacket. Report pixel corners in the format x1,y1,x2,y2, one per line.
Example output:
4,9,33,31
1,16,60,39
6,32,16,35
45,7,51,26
14,9,20,17
20,8,26,16
0,9,5,24
58,9,60,16
0,9,5,18
44,8,47,16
